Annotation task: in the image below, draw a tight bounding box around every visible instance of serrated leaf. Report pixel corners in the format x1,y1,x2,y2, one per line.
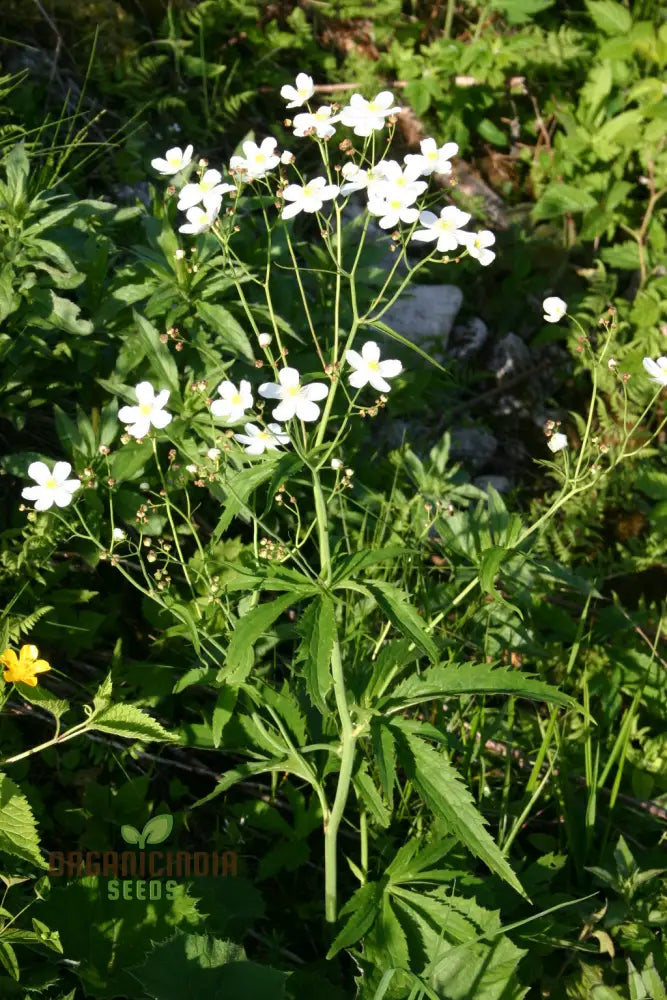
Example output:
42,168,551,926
297,597,335,711
196,301,254,360
130,931,288,999
479,545,509,595
0,940,19,980
533,183,598,221
212,685,239,747
366,581,438,663
15,682,70,722
0,775,47,869
327,879,387,957
353,761,390,828
133,311,180,395
212,462,280,542
90,703,176,743
383,664,575,712
370,718,396,805
393,723,524,895
222,594,295,684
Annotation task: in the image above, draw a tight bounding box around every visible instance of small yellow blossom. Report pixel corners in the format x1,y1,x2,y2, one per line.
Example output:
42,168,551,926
1,645,52,687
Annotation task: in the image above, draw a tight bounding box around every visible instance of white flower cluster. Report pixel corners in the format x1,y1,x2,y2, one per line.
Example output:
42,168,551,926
148,74,495,262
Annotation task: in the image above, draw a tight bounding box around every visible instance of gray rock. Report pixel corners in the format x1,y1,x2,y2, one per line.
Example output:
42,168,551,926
490,332,531,380
382,284,463,350
474,474,513,494
449,427,498,471
450,317,489,359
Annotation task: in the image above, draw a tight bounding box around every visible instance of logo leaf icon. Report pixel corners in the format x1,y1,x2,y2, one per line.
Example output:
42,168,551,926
121,824,140,845
140,814,173,847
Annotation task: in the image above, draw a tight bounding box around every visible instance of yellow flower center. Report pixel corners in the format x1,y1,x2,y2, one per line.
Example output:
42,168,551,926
303,184,314,197
437,219,453,232
390,200,402,210
140,403,152,415
254,153,266,164
167,154,181,167
200,179,212,191
395,177,406,187
427,150,438,160
231,393,241,405
368,101,379,112
45,478,57,490
314,110,328,122
258,431,271,440
298,88,310,99
286,385,300,397
367,360,380,371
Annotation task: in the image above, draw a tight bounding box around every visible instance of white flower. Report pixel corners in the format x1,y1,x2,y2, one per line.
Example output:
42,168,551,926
280,73,315,109
345,341,402,392
259,367,329,422
234,422,290,455
642,356,667,387
281,177,340,220
258,333,272,348
230,138,280,180
178,196,221,235
207,447,221,459
460,230,496,267
404,138,458,177
118,382,172,438
177,170,236,211
140,482,150,490
543,296,567,324
608,357,618,370
151,145,194,175
339,91,400,137
411,206,472,253
373,160,427,202
339,161,389,196
174,248,186,260
367,194,419,230
210,379,253,422
112,527,126,541
292,106,337,139
331,458,343,469
280,150,295,164
548,432,568,453
21,461,81,512
185,464,197,473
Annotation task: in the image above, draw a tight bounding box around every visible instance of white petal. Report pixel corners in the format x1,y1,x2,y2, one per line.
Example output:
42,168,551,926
272,399,297,422
22,486,42,501
302,382,329,401
177,184,203,210
150,410,172,429
259,382,283,399
27,461,51,485
118,404,140,424
295,399,321,422
281,202,302,220
52,461,72,483
345,349,364,370
34,494,54,511
278,367,300,389
53,488,75,508
368,372,392,393
379,359,402,378
349,370,369,389
153,389,171,409
361,341,380,364
135,382,155,406
411,229,439,244
128,417,151,438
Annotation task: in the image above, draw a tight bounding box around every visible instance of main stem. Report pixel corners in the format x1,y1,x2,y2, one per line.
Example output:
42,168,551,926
312,468,357,923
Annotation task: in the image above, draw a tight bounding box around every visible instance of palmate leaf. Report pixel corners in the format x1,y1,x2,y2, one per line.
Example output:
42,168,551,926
381,663,577,713
327,879,388,958
393,721,524,896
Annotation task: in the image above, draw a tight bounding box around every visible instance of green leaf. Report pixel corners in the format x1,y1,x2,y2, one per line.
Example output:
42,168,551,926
212,462,280,541
131,931,288,1000
384,664,575,712
599,242,641,269
332,546,407,585
222,594,296,684
327,879,387,957
366,581,438,663
109,440,153,481
479,545,509,595
90,703,177,743
15,682,70,723
353,761,391,828
196,301,254,360
5,141,29,208
296,596,335,711
393,723,525,895
31,289,93,335
212,685,239,747
491,0,554,23
370,718,397,805
0,775,47,869
586,0,632,35
533,183,598,221
141,813,174,846
477,118,508,147
133,311,180,395
0,940,19,981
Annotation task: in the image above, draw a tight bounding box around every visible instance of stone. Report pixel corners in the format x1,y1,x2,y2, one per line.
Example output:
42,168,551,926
490,332,531,380
450,317,489,359
449,427,498,471
474,474,513,494
382,284,463,350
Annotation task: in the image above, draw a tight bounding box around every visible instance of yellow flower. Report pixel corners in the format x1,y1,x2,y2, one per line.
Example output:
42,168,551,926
1,645,52,687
